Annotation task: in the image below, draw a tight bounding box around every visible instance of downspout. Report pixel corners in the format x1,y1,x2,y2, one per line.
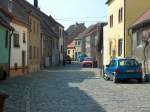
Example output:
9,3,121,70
8,29,14,77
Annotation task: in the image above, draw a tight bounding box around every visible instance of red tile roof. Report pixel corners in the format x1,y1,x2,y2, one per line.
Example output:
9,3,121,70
67,40,75,48
132,9,150,27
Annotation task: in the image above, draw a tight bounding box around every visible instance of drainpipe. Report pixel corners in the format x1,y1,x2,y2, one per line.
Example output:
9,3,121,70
8,29,14,77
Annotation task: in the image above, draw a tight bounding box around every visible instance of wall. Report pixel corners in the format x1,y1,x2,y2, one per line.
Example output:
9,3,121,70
41,34,52,68
132,27,150,74
52,38,59,66
103,25,110,66
28,16,41,73
85,35,91,57
67,48,75,60
125,0,150,57
108,0,125,59
0,25,9,64
59,26,64,64
10,22,28,76
75,39,82,59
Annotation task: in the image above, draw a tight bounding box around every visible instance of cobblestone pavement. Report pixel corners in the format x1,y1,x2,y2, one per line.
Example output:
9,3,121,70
0,62,150,112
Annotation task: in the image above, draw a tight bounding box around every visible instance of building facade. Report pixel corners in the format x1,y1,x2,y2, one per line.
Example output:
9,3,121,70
0,8,12,78
103,24,110,66
28,15,41,73
10,20,28,76
67,40,76,60
130,9,150,75
106,0,150,63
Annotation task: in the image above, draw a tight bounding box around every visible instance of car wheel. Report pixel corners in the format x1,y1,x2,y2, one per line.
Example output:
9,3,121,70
138,78,143,83
113,76,118,83
103,73,109,80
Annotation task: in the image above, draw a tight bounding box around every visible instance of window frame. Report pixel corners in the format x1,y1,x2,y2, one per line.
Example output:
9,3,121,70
13,32,20,48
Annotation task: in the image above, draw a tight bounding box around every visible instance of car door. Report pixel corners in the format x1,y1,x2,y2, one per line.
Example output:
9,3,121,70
107,60,117,76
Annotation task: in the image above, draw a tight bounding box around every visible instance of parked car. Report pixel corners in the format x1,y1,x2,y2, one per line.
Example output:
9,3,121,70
82,57,97,68
65,55,71,64
78,54,87,62
103,58,143,83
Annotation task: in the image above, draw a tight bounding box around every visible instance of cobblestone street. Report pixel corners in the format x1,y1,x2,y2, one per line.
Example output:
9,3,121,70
0,63,150,112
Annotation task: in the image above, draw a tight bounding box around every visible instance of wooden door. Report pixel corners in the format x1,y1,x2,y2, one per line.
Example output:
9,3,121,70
22,51,26,73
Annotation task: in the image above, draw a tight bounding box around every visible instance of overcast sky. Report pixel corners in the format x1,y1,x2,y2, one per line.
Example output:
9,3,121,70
27,0,108,29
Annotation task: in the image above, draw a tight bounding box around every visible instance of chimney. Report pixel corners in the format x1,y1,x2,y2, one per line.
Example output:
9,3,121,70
8,0,13,13
34,0,38,8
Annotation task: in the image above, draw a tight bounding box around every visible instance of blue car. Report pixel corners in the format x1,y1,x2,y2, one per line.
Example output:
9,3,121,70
104,58,143,83
78,54,87,62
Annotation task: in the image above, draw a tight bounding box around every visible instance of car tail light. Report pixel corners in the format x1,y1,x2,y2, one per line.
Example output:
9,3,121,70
137,69,142,74
115,68,121,74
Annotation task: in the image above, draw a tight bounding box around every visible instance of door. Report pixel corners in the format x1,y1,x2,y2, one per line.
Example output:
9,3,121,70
106,60,117,76
22,51,26,73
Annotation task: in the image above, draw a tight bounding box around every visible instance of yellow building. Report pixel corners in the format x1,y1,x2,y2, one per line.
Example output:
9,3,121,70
106,0,150,62
67,40,76,60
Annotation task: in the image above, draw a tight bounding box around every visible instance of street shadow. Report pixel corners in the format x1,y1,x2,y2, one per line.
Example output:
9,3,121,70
0,69,106,112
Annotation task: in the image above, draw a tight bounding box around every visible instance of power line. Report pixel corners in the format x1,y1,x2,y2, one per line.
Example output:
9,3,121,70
55,16,107,23
55,16,107,20
56,19,101,22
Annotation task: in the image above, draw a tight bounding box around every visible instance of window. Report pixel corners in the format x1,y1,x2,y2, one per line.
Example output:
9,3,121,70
118,7,123,23
68,50,70,54
37,22,39,35
23,32,26,43
110,14,113,27
109,60,117,67
118,39,123,56
29,46,32,59
13,32,20,47
75,41,77,45
137,31,143,46
78,41,81,45
34,47,36,59
37,48,39,59
33,20,35,34
119,59,138,67
109,41,112,56
5,31,9,48
61,45,63,53
14,62,18,71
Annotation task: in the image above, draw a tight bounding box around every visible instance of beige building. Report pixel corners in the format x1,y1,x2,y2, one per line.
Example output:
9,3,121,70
106,0,150,64
28,14,41,73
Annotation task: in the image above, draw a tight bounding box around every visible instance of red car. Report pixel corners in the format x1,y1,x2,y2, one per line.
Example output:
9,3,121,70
82,57,97,68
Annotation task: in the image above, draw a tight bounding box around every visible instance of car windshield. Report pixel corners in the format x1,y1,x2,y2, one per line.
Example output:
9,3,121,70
119,59,139,67
84,57,93,61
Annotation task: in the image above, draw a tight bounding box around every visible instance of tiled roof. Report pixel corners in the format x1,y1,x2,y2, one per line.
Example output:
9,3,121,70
106,0,113,4
82,23,106,37
0,0,29,25
67,40,75,48
66,23,86,39
0,0,64,39
0,7,13,30
17,0,59,38
132,9,150,29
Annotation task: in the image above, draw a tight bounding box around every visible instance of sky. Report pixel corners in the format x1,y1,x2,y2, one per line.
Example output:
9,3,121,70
27,0,108,29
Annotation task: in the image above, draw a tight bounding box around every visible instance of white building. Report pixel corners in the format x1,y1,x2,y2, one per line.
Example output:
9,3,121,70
10,22,28,76
103,25,110,66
